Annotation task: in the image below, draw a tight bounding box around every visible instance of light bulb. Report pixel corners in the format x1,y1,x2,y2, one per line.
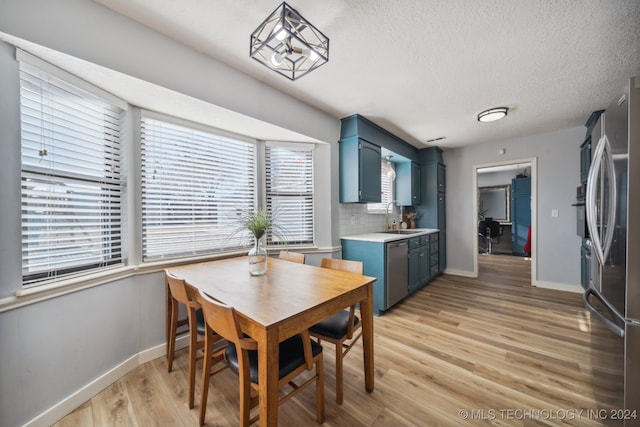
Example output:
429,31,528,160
386,162,396,181
270,52,282,67
309,49,319,61
273,22,287,41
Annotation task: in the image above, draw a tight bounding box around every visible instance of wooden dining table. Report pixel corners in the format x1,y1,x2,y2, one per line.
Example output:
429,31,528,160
165,256,376,426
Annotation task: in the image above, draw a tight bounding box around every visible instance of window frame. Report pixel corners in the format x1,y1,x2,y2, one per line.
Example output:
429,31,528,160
264,141,315,246
18,50,127,288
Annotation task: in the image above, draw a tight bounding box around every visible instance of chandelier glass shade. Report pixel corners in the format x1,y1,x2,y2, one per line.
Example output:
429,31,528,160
250,2,329,80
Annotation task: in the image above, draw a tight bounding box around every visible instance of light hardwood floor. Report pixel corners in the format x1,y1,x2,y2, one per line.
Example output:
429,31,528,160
55,255,622,426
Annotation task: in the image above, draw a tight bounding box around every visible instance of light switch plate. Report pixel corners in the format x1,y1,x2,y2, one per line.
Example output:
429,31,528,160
551,209,559,218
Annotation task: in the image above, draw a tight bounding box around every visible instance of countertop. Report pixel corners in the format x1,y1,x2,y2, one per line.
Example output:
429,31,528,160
341,228,439,243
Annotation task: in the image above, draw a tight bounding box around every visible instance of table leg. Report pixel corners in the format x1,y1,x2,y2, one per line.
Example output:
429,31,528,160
165,277,171,360
257,327,279,426
360,283,375,392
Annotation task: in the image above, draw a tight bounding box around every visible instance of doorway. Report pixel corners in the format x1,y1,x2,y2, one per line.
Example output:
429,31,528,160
472,158,537,284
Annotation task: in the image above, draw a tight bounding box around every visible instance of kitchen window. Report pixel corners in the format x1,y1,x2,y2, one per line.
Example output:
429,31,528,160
19,52,126,286
265,143,314,245
140,114,257,261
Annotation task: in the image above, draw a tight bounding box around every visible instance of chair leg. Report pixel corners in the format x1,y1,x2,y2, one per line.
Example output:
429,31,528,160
199,337,213,426
335,342,344,405
239,364,252,427
167,301,178,372
316,353,325,423
188,331,198,409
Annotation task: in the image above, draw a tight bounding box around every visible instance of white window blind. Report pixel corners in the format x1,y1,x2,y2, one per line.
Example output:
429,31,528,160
265,144,314,245
20,61,125,286
368,160,395,213
140,116,257,260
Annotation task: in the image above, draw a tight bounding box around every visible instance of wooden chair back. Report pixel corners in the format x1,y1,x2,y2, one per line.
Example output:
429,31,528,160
320,258,363,275
197,290,258,352
279,250,305,264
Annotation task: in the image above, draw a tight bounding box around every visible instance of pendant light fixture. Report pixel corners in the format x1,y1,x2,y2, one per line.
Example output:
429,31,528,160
385,156,396,181
250,2,329,81
477,107,509,122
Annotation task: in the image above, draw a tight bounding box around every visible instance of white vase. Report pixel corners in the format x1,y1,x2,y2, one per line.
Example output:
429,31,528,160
248,238,268,276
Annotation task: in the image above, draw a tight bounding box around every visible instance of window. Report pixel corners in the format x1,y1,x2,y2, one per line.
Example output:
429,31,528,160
140,115,256,260
367,159,395,213
265,143,314,245
19,57,125,286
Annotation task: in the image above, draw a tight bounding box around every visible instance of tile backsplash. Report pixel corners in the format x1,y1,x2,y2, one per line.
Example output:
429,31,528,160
338,203,401,237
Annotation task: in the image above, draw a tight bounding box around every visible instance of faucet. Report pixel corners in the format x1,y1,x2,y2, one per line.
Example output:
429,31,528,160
386,200,396,230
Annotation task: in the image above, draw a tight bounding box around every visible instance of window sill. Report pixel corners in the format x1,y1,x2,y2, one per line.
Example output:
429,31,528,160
0,245,332,314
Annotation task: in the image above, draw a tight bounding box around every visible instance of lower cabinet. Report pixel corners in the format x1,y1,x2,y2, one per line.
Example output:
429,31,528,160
342,232,440,316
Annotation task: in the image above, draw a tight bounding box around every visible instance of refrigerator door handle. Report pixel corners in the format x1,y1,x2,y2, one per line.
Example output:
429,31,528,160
601,136,617,263
583,287,625,338
586,135,605,265
586,135,617,266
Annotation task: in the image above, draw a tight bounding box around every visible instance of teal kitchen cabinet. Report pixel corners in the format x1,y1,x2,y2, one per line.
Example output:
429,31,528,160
341,239,386,315
408,235,430,294
416,147,446,274
511,176,531,256
396,161,421,206
339,137,381,203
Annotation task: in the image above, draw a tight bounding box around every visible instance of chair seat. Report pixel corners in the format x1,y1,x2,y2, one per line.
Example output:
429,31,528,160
225,334,323,384
309,310,359,340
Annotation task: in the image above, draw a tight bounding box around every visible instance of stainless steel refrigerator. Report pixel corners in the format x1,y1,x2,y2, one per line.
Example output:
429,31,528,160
584,76,639,426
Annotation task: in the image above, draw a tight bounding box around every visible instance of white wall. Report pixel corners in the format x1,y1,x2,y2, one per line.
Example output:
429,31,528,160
0,1,341,425
445,127,585,289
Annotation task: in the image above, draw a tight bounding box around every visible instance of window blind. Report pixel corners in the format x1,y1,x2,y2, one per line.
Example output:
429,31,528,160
367,160,395,213
265,144,314,245
140,116,257,260
20,62,125,286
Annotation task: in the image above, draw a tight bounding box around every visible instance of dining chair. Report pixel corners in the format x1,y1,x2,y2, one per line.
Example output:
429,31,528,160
278,250,305,264
166,271,209,409
309,258,364,404
197,289,325,426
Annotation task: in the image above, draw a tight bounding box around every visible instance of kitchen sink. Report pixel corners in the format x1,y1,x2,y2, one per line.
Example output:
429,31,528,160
383,230,423,234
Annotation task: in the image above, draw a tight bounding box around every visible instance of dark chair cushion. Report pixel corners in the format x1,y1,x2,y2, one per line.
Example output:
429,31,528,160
309,310,359,340
195,308,206,335
225,334,323,384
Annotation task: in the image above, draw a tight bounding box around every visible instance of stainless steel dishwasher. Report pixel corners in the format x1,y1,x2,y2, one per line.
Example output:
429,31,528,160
386,240,409,308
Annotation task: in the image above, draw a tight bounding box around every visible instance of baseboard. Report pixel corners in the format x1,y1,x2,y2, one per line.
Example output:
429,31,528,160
532,280,583,293
443,268,476,278
24,335,189,427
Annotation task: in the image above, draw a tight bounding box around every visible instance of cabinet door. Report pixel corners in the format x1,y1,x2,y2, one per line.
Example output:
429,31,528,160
412,162,422,205
408,248,421,293
419,246,430,284
359,139,382,202
396,162,421,206
437,163,446,192
339,138,381,203
511,177,531,256
580,137,592,184
437,192,446,229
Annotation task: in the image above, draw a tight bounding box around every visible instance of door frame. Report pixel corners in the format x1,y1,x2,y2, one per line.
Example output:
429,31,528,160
472,157,537,284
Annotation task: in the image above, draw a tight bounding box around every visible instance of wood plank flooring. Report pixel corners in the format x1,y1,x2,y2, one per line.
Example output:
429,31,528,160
55,255,623,426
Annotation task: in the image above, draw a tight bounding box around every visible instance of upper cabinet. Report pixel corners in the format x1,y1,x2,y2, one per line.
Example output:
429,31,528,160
580,110,604,184
339,137,381,203
396,161,421,206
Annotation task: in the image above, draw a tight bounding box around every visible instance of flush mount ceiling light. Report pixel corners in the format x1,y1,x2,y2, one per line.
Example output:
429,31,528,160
250,2,329,81
477,107,509,123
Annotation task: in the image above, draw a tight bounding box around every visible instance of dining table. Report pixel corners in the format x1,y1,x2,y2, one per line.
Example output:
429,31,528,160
165,256,376,426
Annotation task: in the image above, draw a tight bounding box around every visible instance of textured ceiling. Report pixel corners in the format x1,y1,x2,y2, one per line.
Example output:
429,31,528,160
73,1,640,147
